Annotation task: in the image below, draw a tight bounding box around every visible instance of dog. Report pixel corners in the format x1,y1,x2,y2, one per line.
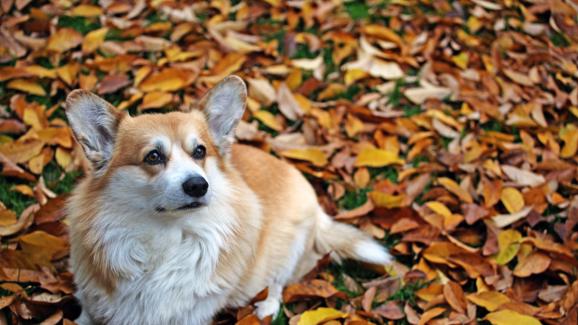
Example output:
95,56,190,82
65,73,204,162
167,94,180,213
65,76,392,325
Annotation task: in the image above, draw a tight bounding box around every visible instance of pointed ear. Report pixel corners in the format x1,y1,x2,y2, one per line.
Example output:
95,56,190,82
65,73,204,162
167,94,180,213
65,90,125,174
200,75,247,153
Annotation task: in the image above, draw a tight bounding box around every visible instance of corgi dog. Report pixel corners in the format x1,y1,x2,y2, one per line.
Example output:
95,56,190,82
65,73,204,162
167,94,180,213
65,76,392,325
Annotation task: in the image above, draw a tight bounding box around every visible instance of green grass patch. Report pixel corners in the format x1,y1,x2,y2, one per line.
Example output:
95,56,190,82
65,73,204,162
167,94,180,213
42,162,81,195
388,280,428,305
402,105,422,117
550,32,570,47
0,177,36,216
58,16,101,35
339,188,371,210
345,1,370,20
369,166,398,183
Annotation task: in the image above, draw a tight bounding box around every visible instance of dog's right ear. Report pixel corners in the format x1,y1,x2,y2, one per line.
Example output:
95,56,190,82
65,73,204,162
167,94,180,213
65,90,125,174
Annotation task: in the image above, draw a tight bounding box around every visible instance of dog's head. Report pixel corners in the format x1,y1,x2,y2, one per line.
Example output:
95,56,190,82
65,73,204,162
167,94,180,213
65,76,246,216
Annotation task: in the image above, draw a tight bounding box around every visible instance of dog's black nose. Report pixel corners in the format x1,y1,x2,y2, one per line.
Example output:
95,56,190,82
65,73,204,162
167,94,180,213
182,176,208,198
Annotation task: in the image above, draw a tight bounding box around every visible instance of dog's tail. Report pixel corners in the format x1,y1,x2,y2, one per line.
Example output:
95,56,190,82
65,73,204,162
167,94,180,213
314,210,392,265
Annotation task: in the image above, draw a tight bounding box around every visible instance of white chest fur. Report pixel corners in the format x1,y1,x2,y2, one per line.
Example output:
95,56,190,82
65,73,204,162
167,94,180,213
74,203,242,325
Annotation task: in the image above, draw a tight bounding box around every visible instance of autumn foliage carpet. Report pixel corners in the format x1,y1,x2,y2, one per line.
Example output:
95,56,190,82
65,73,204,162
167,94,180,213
1,0,577,324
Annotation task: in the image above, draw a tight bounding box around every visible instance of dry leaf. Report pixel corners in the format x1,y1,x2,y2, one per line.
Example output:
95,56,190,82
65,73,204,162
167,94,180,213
485,309,541,325
355,148,403,167
280,148,328,167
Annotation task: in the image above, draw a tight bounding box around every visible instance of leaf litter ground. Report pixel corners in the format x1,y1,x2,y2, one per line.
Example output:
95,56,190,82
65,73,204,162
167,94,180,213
0,0,577,324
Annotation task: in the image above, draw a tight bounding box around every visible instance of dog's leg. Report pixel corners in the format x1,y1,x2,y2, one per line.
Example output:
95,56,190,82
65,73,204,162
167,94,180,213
255,225,310,319
254,282,283,319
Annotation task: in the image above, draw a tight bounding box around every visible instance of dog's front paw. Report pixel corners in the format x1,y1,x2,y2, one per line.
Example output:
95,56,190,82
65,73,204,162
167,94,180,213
255,298,281,319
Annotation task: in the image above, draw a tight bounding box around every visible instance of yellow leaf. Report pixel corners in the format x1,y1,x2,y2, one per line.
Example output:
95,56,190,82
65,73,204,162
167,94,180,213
29,148,52,175
466,291,510,311
23,66,57,79
82,28,108,54
500,187,525,213
69,4,102,17
559,124,578,158
467,16,482,33
47,28,83,52
139,68,192,92
344,68,367,85
355,148,403,167
134,66,152,86
297,307,345,325
280,148,328,167
485,310,541,325
10,184,34,197
140,92,172,110
55,147,72,169
426,202,452,218
56,63,80,86
452,52,469,69
495,229,522,265
369,192,405,208
438,177,473,203
0,209,17,226
253,110,283,131
23,104,47,130
7,79,46,96
345,114,364,137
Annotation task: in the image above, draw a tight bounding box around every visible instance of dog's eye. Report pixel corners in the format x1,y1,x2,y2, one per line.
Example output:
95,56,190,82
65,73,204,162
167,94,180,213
192,145,206,159
144,150,165,165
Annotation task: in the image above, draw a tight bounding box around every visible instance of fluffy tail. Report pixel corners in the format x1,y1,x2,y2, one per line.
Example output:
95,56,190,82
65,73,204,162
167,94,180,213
315,211,392,265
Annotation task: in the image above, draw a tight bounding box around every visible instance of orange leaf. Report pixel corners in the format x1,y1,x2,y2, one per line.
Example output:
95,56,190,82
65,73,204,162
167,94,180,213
438,177,473,203
47,28,83,52
139,68,194,92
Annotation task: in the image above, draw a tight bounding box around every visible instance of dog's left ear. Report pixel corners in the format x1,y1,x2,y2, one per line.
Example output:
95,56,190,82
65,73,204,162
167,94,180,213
200,75,247,153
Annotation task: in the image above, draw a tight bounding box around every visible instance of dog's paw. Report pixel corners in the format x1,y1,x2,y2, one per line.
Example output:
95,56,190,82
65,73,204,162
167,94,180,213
255,298,281,319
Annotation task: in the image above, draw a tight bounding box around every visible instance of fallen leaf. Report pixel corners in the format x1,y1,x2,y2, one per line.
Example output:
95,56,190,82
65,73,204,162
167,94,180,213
19,231,68,266
495,229,522,265
297,307,345,325
501,166,545,187
485,309,541,325
46,28,82,52
438,177,473,204
559,124,578,158
139,68,194,92
253,110,283,131
355,148,403,167
466,291,511,312
500,187,525,213
280,148,328,167
513,252,551,277
492,206,532,228
418,307,445,325
140,91,173,110
283,280,339,303
6,79,46,96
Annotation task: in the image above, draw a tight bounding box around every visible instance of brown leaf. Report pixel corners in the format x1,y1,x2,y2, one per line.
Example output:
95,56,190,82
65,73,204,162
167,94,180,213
282,279,339,303
97,75,131,95
443,282,467,314
513,252,551,277
373,301,404,320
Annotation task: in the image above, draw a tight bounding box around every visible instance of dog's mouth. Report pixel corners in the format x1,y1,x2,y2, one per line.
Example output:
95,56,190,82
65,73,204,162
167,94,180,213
155,201,205,213
177,201,204,210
